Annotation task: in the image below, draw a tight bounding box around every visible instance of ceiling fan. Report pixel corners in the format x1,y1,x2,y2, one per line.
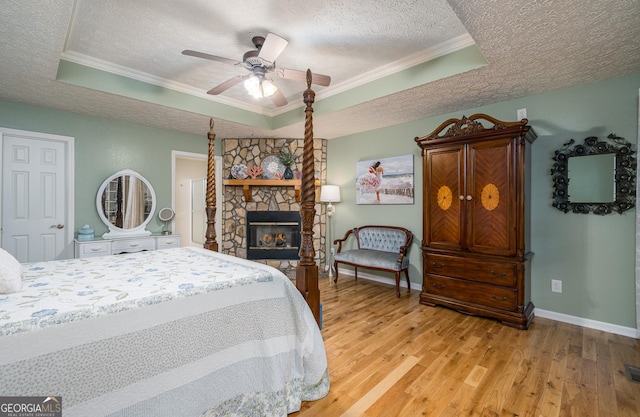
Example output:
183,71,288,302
182,33,331,107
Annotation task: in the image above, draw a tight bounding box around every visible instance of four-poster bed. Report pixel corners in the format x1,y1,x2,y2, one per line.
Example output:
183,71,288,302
203,70,321,324
0,71,327,416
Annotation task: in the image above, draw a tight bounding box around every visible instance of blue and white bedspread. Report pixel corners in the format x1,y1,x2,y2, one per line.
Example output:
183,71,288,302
0,247,329,417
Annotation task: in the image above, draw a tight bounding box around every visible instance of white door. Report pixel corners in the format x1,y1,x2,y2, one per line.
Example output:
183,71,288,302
1,128,74,262
190,177,207,245
172,152,221,248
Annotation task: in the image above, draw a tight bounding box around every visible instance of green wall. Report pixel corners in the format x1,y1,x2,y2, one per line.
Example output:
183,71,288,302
0,102,212,235
1,72,638,328
326,72,640,328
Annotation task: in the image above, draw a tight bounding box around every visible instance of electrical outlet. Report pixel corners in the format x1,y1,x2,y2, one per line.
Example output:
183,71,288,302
324,265,330,272
551,279,562,293
517,108,527,120
330,248,335,255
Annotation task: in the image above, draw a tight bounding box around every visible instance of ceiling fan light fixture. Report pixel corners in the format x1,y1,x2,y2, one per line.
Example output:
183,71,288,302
244,74,278,99
244,75,260,95
261,79,277,97
185,33,329,107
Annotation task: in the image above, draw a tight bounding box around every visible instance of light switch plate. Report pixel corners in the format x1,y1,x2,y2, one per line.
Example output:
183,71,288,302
517,108,527,120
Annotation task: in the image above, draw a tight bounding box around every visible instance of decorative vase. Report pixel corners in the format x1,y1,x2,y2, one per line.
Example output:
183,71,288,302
283,166,293,179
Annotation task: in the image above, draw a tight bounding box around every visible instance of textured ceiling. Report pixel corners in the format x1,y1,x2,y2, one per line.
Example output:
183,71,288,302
1,0,639,139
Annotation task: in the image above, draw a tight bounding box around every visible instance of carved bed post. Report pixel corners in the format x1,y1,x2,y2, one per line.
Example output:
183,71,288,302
204,118,219,252
296,69,320,325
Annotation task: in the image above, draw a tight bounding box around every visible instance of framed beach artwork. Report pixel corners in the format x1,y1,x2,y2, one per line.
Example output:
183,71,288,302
356,154,414,204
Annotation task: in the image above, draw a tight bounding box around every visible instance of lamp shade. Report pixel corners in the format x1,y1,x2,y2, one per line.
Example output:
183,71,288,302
244,75,278,99
261,79,277,97
320,185,341,203
243,76,260,95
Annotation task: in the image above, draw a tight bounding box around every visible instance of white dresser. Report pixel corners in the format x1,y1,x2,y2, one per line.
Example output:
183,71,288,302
74,234,181,258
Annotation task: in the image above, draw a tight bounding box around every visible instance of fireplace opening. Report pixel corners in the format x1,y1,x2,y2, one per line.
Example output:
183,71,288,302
247,211,300,260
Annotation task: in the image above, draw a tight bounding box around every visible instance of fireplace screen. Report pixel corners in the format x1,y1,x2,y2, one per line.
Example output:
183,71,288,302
246,211,301,260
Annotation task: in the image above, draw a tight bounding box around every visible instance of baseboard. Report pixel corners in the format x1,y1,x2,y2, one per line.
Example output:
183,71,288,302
335,270,638,338
534,309,638,338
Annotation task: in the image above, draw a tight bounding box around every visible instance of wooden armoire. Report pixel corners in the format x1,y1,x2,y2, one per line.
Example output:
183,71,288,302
415,114,536,329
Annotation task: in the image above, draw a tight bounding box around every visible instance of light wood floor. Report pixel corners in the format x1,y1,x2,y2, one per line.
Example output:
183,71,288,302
292,276,640,417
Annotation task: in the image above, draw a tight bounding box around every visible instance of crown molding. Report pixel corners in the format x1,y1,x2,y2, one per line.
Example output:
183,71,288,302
59,50,274,115
60,33,476,117
314,33,476,100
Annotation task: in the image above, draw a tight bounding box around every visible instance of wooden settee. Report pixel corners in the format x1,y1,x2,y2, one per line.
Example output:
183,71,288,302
333,225,413,297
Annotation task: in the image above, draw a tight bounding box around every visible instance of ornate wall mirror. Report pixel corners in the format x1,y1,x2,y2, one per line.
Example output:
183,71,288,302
96,169,156,238
551,133,636,214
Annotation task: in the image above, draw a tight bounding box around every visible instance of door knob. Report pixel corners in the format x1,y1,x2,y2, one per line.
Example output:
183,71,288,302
466,195,473,200
50,224,64,229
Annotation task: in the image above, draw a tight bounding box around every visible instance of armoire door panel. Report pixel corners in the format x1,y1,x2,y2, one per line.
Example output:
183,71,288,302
425,146,463,250
466,138,516,256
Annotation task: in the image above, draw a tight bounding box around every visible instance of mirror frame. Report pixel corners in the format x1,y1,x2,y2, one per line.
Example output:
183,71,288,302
96,169,156,238
158,207,175,222
551,133,636,215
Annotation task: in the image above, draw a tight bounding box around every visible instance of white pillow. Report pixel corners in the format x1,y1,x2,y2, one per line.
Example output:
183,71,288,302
0,248,22,294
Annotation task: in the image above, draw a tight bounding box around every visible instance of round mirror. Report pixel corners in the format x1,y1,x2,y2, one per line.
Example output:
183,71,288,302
158,207,175,235
96,169,156,238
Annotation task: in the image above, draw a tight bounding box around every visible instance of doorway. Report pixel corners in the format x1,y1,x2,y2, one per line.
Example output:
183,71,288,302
172,151,222,247
0,127,74,261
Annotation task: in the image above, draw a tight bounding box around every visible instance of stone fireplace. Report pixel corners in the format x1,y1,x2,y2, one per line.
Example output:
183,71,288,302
221,138,327,277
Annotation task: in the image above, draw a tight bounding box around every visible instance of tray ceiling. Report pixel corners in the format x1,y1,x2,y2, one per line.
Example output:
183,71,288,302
1,0,639,139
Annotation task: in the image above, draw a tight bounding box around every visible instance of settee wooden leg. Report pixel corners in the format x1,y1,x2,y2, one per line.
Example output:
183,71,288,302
354,266,358,282
333,261,339,284
404,269,410,293
395,272,400,297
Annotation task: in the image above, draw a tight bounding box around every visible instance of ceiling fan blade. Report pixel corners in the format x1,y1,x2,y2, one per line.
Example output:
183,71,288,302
207,75,248,95
275,68,331,86
258,33,288,65
182,50,241,66
270,88,288,107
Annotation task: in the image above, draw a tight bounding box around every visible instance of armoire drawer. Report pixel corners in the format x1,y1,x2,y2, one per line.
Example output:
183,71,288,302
425,254,516,286
426,274,517,311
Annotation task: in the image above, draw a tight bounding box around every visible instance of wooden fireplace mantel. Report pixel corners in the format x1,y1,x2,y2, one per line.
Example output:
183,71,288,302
223,179,320,202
